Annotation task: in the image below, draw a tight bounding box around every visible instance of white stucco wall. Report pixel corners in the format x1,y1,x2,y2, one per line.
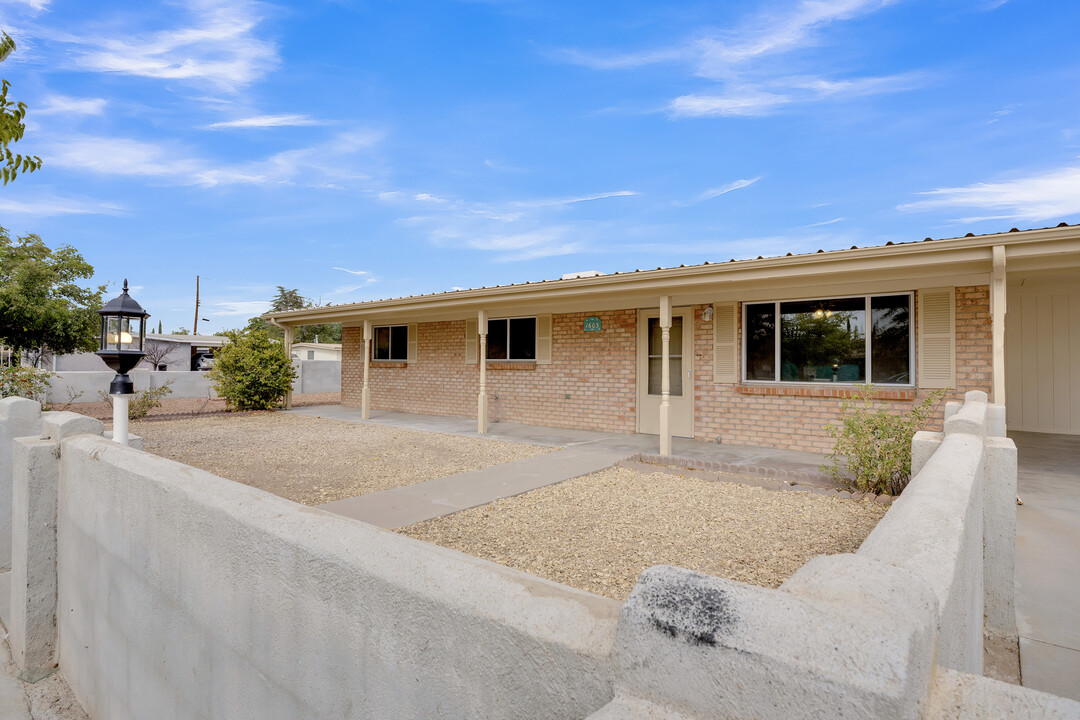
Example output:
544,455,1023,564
55,436,618,720
45,370,217,403
0,397,42,572
292,360,341,394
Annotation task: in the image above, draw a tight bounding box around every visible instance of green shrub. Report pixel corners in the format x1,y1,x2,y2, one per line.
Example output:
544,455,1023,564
0,364,52,405
820,385,947,496
130,381,172,420
208,329,295,411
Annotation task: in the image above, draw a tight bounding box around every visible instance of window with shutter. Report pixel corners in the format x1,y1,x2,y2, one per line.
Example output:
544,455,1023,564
712,303,737,383
917,288,955,388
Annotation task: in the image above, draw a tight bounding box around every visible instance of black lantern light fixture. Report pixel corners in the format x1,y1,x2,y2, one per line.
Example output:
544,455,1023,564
96,279,150,395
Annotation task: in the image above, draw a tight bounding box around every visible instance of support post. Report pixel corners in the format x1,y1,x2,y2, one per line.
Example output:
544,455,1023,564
983,433,1018,642
112,394,130,446
0,397,43,572
477,310,488,434
659,296,672,456
991,245,1007,408
10,412,103,683
362,320,372,420
283,325,294,410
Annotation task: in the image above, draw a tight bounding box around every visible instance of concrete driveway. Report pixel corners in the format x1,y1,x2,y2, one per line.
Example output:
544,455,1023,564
1012,431,1080,700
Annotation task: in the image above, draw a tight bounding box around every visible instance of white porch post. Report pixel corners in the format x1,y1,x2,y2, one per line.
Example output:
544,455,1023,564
477,310,488,434
659,296,672,456
283,325,294,410
361,319,372,419
991,245,1007,407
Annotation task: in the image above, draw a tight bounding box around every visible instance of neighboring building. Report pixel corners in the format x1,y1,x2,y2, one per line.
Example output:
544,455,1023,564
290,342,342,362
265,224,1080,453
53,334,230,373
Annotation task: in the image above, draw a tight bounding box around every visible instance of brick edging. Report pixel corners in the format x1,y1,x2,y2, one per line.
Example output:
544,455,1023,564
618,453,895,504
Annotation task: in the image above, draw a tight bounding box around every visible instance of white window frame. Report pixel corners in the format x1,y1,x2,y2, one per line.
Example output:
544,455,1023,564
372,324,408,362
741,292,915,386
486,315,538,362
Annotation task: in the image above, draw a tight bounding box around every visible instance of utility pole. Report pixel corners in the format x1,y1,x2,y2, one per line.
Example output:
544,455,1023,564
193,275,200,335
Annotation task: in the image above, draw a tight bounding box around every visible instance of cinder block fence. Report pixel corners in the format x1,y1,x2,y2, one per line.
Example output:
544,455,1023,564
0,393,1077,719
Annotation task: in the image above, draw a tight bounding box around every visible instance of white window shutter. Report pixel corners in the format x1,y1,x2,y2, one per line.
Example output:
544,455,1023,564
918,288,955,388
536,314,553,365
407,323,418,364
712,303,738,383
465,318,477,364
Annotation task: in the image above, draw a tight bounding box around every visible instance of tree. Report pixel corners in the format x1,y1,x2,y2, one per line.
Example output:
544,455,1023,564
140,340,179,370
0,33,42,185
208,328,296,411
246,285,342,343
0,228,105,359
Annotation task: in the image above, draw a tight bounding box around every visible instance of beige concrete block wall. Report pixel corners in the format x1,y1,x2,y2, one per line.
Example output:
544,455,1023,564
55,437,619,720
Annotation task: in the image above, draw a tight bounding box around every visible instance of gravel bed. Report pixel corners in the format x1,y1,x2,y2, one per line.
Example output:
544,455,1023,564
50,392,341,422
400,466,887,601
132,412,556,505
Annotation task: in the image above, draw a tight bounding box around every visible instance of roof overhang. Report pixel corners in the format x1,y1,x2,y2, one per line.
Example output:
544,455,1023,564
265,225,1080,327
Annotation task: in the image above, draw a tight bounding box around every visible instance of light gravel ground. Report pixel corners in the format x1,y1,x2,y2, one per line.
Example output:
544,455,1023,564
401,466,888,601
133,412,556,505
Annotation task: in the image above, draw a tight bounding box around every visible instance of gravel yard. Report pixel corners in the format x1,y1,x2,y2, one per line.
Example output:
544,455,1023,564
400,466,887,601
132,412,556,505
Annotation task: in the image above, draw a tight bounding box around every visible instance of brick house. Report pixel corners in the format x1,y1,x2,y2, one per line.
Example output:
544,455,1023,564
266,224,1080,453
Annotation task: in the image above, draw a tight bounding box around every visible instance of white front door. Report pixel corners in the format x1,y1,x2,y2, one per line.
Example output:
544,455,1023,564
637,308,694,437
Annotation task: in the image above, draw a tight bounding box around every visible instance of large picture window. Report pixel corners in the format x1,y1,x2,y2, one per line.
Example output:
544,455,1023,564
487,317,536,361
373,325,408,361
744,294,911,384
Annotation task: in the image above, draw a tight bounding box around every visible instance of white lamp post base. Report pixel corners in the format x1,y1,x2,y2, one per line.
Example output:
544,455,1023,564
112,394,130,446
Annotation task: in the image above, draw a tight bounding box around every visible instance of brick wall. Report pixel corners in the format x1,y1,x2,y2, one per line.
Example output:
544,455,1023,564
342,310,637,433
342,286,991,453
693,286,992,453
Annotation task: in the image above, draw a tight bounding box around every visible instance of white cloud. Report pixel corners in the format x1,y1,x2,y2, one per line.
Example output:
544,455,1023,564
567,0,915,118
47,129,381,187
5,0,50,10
804,217,845,227
36,95,106,115
0,195,123,217
414,192,447,203
332,267,370,276
69,0,278,91
512,190,637,208
691,177,761,203
464,228,584,262
212,300,270,316
206,114,322,129
898,165,1080,222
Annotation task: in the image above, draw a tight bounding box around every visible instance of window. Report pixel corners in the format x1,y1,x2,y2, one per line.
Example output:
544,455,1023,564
744,294,912,384
373,325,408,361
486,317,536,361
647,317,683,396
307,350,315,360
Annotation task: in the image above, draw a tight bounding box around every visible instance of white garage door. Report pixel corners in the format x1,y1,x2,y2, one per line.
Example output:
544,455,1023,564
1006,279,1080,434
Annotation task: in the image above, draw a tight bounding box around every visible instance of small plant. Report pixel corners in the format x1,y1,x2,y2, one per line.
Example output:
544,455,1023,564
208,329,295,411
50,385,85,411
0,364,52,405
97,382,173,420
129,382,173,420
821,385,947,496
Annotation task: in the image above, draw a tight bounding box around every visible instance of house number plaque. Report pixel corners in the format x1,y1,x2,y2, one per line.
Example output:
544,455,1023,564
583,316,602,332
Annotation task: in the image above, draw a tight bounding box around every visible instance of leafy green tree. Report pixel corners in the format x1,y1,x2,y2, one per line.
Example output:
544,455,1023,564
208,328,296,411
0,33,42,185
246,285,342,343
0,228,105,358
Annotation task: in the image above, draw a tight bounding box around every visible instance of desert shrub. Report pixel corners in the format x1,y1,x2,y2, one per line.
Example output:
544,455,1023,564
821,385,947,496
0,364,52,405
129,382,173,420
208,329,295,411
97,381,173,420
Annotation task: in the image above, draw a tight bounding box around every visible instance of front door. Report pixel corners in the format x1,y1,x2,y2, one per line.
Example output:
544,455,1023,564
637,308,694,437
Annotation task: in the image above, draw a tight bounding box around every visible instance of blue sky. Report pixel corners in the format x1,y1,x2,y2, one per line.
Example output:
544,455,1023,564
0,0,1077,334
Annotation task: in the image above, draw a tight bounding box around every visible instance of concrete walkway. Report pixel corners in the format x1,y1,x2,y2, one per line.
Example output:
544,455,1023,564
1012,431,1080,701
289,406,829,529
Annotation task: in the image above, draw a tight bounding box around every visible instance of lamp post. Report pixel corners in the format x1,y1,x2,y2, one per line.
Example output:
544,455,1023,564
96,280,149,446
